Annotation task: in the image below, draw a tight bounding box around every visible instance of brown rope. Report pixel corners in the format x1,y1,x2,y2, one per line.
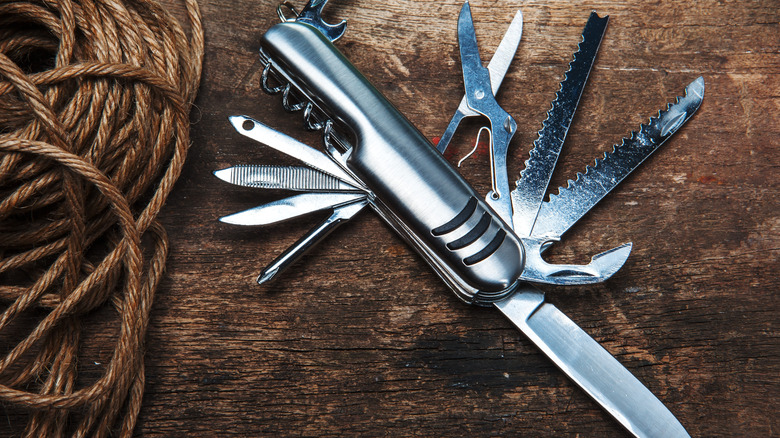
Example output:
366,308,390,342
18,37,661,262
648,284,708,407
0,0,203,435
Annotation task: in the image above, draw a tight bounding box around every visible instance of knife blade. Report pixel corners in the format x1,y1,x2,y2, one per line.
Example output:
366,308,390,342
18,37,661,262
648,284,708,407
495,286,690,438
436,9,523,154
511,12,608,236
229,115,362,188
219,192,366,226
214,164,361,192
531,76,705,239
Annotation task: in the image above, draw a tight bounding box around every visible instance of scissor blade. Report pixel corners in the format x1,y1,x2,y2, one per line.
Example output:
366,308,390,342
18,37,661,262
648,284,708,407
214,165,360,192
219,192,366,226
511,12,608,236
458,2,517,223
457,2,489,94
229,115,361,188
486,10,523,97
495,287,690,438
437,10,523,154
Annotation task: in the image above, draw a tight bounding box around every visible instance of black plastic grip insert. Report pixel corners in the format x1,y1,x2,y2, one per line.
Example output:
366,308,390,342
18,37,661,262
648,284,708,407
463,230,506,266
447,213,491,250
431,197,477,236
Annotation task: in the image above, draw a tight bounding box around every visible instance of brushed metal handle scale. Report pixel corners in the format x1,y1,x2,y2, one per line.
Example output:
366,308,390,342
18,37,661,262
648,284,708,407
260,20,525,303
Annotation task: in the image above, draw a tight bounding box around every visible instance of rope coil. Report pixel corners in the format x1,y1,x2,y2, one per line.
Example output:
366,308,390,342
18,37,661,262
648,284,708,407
0,0,203,435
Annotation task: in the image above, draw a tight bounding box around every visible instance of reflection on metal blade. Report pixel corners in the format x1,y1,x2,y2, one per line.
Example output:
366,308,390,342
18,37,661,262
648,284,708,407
219,192,366,226
495,286,690,438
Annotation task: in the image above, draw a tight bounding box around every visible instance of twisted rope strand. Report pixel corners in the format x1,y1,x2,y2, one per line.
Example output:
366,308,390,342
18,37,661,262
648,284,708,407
0,0,203,435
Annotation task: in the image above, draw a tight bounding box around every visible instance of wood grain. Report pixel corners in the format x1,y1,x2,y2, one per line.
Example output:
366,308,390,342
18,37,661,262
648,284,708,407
148,0,779,436
6,0,778,436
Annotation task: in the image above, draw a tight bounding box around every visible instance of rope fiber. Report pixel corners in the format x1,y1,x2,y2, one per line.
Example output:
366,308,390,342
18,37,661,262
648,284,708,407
0,0,203,435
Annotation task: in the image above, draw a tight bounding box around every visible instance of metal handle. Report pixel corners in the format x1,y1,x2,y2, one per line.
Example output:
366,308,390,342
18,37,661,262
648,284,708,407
258,22,525,303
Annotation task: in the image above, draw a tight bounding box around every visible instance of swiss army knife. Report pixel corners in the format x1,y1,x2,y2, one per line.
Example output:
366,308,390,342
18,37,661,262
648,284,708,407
215,1,703,436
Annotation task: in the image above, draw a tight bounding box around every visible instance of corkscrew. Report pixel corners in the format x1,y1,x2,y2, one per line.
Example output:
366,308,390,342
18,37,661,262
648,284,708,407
261,1,353,165
214,1,702,435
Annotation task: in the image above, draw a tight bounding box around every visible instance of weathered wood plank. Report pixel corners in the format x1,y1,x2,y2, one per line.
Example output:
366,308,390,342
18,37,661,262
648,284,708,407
134,0,778,436
5,0,776,436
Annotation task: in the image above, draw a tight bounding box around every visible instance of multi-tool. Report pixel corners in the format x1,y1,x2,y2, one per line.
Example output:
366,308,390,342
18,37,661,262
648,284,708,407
215,1,703,436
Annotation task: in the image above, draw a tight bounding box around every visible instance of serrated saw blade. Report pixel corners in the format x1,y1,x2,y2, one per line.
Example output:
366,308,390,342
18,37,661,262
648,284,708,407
531,76,705,239
511,12,608,236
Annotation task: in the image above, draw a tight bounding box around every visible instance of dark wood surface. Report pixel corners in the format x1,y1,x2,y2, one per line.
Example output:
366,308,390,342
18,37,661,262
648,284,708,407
112,0,780,436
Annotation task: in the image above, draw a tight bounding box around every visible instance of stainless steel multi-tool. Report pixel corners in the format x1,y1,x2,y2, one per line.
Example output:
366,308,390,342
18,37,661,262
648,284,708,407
215,1,703,436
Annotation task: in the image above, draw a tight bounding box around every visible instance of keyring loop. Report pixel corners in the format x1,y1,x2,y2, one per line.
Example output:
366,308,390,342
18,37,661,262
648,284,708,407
276,2,299,22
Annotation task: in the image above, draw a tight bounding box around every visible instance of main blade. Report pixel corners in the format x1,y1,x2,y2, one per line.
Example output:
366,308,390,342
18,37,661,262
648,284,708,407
532,77,705,239
219,192,366,226
214,165,360,192
437,9,523,154
511,12,608,236
495,287,690,438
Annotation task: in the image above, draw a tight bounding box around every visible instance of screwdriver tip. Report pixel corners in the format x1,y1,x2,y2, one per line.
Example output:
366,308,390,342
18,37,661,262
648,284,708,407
256,267,279,285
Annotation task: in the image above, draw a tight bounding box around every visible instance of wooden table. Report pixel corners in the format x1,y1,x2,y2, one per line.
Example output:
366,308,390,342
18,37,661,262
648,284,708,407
143,0,777,435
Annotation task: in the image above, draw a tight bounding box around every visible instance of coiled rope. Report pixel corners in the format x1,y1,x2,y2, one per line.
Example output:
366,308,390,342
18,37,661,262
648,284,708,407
0,0,203,435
